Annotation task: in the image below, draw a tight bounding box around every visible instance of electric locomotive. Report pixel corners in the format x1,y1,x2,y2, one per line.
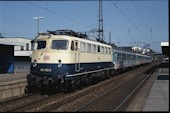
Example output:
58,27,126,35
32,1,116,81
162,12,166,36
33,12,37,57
26,29,114,91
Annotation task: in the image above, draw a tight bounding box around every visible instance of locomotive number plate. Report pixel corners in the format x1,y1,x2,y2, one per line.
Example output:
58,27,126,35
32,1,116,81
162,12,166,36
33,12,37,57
40,68,51,72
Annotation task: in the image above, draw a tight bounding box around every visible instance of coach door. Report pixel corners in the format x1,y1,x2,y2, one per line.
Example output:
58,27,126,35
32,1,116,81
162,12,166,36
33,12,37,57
74,40,80,72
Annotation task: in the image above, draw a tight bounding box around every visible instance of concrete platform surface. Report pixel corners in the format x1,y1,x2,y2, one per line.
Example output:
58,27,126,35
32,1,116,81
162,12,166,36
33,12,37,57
126,62,169,112
0,71,29,83
142,68,169,111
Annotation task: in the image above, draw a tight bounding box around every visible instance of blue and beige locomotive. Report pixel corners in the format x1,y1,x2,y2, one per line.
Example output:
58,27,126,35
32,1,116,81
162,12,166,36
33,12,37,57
26,30,114,91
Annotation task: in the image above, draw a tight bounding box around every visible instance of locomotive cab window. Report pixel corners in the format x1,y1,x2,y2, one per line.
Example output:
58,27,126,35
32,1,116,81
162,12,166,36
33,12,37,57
34,41,46,50
51,40,68,50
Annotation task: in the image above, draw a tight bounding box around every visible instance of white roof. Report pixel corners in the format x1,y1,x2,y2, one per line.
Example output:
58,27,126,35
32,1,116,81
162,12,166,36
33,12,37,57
161,42,169,46
0,39,24,46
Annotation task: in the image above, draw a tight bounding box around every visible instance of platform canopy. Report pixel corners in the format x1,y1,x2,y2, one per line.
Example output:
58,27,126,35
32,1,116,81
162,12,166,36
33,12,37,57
161,42,169,57
0,39,24,46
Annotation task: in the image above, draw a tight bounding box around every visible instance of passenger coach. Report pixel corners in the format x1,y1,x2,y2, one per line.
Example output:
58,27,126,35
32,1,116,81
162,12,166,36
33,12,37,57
112,48,152,72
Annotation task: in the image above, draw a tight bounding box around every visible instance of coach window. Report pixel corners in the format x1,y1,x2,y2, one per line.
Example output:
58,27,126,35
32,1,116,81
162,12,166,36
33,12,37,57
101,46,104,53
105,47,107,53
105,48,108,53
103,47,105,53
106,47,108,53
51,40,68,50
80,42,86,52
136,56,138,60
123,54,126,60
131,55,133,59
119,54,121,60
92,44,96,53
97,45,100,53
128,55,131,60
117,54,119,60
108,48,111,53
87,43,91,53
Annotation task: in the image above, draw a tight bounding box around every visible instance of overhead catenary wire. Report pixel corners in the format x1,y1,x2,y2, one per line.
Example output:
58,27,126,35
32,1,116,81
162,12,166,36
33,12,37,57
26,1,141,44
131,1,150,33
111,1,152,43
74,1,131,43
0,18,35,28
26,1,93,29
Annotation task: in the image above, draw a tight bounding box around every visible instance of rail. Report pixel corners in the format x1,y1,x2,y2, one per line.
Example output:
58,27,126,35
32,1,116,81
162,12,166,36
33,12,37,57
75,62,159,111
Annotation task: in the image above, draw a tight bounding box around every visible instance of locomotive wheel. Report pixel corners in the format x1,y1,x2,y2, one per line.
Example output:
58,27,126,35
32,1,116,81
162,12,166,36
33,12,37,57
85,77,91,86
74,77,81,88
110,69,115,77
25,86,32,94
106,70,111,78
81,75,91,87
60,80,72,92
25,84,37,93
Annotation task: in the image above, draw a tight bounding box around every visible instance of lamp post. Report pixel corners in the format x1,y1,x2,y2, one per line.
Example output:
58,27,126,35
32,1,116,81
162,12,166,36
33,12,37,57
33,16,43,35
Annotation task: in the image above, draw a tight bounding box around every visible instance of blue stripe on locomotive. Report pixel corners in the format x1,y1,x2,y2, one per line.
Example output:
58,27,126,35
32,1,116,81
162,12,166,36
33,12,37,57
31,62,112,78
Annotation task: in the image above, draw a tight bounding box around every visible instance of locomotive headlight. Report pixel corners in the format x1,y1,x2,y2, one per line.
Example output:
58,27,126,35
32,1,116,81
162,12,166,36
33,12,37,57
58,59,62,68
33,60,37,67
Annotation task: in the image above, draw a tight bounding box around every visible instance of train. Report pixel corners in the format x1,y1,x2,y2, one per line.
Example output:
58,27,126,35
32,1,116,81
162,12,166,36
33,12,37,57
113,48,152,72
26,29,152,92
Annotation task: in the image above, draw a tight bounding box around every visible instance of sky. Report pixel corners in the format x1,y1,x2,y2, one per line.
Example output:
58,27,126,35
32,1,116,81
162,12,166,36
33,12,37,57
0,0,168,53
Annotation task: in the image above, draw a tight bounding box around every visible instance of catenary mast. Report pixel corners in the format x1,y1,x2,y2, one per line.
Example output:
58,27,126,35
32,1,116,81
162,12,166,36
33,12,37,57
98,0,104,42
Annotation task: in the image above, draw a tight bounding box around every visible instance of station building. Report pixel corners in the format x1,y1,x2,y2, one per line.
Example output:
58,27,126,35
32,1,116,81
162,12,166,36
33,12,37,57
161,42,169,57
0,38,24,73
0,37,33,73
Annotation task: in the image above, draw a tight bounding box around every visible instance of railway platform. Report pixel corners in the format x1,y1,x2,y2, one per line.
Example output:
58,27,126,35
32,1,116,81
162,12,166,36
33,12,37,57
0,71,28,100
142,61,169,111
0,71,28,83
126,60,169,111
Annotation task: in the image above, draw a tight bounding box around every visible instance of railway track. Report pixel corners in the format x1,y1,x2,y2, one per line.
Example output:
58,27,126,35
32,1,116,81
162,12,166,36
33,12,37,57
0,61,161,112
36,61,160,112
0,93,49,112
75,65,158,111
